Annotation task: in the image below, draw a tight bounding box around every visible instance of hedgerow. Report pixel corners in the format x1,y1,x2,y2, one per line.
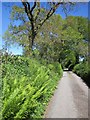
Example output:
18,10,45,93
1,55,63,119
73,61,90,87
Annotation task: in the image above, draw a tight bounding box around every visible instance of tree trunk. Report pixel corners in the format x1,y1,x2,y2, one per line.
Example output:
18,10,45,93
75,53,79,64
27,33,36,56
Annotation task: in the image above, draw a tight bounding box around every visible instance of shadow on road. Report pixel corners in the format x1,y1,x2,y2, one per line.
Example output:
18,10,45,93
63,68,90,88
82,79,90,88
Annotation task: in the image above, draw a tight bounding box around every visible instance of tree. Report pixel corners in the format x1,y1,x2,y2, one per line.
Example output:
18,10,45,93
60,16,88,68
3,1,74,56
33,14,88,68
21,1,60,48
34,14,64,62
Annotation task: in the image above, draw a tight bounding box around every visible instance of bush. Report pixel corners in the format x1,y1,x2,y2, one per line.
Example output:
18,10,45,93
73,62,90,87
1,55,63,119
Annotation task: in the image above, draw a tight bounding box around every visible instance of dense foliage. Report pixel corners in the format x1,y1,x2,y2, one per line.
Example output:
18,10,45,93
1,55,63,119
73,62,90,87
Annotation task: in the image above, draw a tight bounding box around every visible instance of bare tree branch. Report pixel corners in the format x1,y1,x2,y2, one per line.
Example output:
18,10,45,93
35,2,40,21
37,3,61,30
31,2,37,12
21,0,35,40
21,1,74,50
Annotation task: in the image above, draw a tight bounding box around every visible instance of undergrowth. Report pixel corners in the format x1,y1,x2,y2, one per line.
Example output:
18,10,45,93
1,55,63,119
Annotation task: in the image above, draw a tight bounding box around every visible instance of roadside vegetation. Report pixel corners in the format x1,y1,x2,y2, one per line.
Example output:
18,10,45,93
1,55,63,119
73,62,90,87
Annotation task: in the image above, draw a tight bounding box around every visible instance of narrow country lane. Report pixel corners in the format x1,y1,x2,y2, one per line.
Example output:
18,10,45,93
44,71,88,118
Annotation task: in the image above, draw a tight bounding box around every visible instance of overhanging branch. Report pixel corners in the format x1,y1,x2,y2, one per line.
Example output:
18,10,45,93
36,3,61,30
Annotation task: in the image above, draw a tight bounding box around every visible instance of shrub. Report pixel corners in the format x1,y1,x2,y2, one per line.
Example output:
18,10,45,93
73,62,90,87
1,55,63,119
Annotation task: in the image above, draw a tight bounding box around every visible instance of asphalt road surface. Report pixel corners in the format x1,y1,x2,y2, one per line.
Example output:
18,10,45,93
44,71,88,118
